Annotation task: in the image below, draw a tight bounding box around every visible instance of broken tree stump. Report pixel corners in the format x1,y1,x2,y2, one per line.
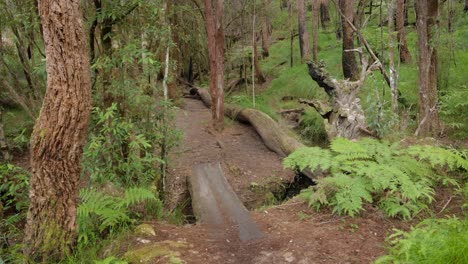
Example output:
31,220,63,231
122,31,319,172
188,162,264,241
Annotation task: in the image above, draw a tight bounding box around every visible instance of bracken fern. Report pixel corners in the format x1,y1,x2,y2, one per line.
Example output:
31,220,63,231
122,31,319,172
284,138,467,218
77,187,158,248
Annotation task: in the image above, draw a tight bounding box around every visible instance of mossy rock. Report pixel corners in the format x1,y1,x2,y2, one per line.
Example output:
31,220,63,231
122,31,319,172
123,240,187,264
134,223,156,237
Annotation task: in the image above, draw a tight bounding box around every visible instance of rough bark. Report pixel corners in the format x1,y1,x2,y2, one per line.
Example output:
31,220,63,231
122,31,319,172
311,0,320,62
204,0,225,130
23,0,92,261
305,59,375,140
414,0,439,137
396,0,412,63
339,0,359,80
297,0,310,61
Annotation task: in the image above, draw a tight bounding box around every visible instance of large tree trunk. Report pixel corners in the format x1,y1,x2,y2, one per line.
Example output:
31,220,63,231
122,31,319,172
311,0,320,62
23,0,92,261
414,0,439,137
339,0,359,80
297,0,310,62
464,0,468,12
204,0,225,130
396,0,412,63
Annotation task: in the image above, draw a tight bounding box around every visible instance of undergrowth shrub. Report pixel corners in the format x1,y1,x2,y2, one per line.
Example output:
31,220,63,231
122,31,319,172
77,187,160,249
376,217,468,264
82,103,164,187
440,87,468,139
284,137,468,218
0,163,29,261
297,109,328,145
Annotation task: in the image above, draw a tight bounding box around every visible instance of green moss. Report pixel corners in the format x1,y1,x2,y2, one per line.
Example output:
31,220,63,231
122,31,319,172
123,240,187,264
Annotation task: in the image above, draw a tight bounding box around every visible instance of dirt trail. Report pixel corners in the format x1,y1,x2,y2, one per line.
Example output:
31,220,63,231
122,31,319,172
129,99,404,264
166,98,294,210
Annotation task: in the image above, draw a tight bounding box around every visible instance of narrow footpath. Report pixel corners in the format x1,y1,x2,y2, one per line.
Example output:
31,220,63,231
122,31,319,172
124,98,401,264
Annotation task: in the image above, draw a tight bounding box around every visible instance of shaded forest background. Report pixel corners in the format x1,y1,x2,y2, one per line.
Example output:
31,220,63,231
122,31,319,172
0,0,467,263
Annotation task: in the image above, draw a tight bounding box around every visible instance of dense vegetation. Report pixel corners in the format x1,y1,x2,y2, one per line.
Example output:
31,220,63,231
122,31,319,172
0,0,467,263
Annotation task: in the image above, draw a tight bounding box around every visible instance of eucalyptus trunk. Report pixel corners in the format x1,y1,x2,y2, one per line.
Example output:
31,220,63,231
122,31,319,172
414,0,439,137
204,0,225,130
23,0,92,261
339,0,359,80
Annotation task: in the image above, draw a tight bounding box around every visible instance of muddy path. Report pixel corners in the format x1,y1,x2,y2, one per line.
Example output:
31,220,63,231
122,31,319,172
166,98,295,211
122,98,410,264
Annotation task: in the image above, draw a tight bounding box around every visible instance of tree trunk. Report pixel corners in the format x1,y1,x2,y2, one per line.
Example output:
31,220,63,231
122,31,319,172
389,0,399,114
261,0,272,58
204,0,225,130
0,107,10,161
414,0,439,137
23,0,92,261
297,0,310,62
289,1,294,67
339,0,359,80
311,0,320,62
464,0,468,13
319,0,331,29
254,38,266,84
396,0,412,63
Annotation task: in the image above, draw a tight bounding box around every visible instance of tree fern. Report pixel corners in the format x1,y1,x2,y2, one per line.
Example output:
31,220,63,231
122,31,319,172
284,137,467,218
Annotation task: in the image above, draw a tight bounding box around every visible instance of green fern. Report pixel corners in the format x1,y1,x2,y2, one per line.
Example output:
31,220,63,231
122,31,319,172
284,137,467,218
283,147,334,172
376,217,468,264
77,187,158,247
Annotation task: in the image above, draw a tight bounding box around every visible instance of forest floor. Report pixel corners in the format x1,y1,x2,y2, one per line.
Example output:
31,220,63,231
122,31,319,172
121,98,415,264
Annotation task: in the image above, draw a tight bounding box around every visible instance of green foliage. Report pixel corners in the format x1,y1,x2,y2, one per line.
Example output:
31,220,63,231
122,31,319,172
376,217,468,264
364,95,399,138
0,163,29,260
297,109,328,145
284,138,467,218
440,87,468,138
82,104,162,187
77,187,159,248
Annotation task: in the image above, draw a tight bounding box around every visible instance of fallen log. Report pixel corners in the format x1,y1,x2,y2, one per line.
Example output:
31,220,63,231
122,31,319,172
196,88,314,180
188,162,264,241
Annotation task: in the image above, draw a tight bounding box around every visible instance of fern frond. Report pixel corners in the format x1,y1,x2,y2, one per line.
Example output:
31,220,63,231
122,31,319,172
407,145,468,171
283,147,334,172
122,187,156,207
300,185,329,208
323,174,372,216
330,137,371,160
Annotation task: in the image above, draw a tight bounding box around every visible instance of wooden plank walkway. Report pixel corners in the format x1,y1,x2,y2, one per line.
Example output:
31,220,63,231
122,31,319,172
188,162,264,241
